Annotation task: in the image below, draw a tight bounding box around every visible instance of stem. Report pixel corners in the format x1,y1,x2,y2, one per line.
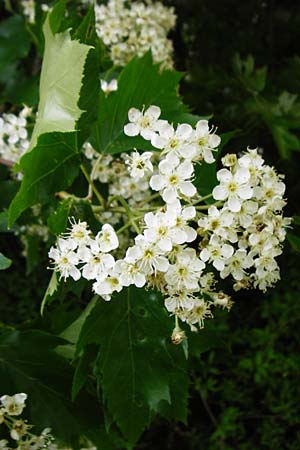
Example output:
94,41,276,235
80,164,106,208
138,192,161,207
198,387,218,429
197,193,213,203
88,154,103,199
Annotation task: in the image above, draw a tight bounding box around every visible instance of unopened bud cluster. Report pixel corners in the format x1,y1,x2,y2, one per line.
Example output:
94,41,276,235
49,105,290,332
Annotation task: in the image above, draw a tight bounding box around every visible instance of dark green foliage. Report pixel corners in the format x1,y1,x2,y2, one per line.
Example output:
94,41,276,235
77,287,188,446
1,0,300,449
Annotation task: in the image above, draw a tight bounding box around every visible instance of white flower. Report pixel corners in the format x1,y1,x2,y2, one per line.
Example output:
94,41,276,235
212,167,253,212
189,120,221,163
49,238,81,281
0,394,27,416
78,243,115,281
66,219,91,248
95,224,119,252
236,200,258,228
211,292,233,310
200,235,234,271
143,208,191,252
124,105,161,140
165,248,205,291
10,420,28,441
125,150,153,179
165,291,197,313
150,154,197,203
179,298,213,329
151,122,193,156
114,259,146,287
166,201,197,243
93,272,122,300
198,205,234,237
238,148,264,182
101,78,118,94
129,235,169,275
0,439,9,450
221,249,253,280
21,0,35,23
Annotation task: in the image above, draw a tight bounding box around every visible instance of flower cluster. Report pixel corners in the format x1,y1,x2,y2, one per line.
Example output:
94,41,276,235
0,107,31,165
21,0,49,23
94,0,176,67
0,393,54,448
207,150,291,291
50,105,290,333
0,392,96,450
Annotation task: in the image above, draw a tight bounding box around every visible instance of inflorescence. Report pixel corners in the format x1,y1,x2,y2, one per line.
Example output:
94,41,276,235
49,105,291,333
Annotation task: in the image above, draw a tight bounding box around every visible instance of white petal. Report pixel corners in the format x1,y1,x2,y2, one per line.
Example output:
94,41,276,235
134,273,146,288
108,79,118,91
124,123,139,136
217,168,232,183
146,105,161,120
208,134,221,148
70,266,81,281
151,134,167,149
235,167,250,183
237,184,253,200
176,123,193,140
182,206,196,220
162,187,178,203
128,108,141,122
200,248,210,262
221,244,234,258
203,149,215,164
150,174,165,191
141,129,155,140
228,196,241,212
213,258,225,271
179,181,197,198
177,161,194,178
212,185,228,200
158,237,173,252
156,256,169,272
196,120,209,136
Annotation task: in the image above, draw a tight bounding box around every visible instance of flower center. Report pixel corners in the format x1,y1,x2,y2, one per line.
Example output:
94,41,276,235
169,175,179,185
228,182,237,193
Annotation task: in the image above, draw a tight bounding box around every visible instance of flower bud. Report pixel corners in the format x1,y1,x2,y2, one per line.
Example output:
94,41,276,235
171,326,186,345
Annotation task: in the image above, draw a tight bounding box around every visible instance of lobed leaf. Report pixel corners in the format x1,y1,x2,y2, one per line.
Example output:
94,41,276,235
91,52,199,155
76,287,188,446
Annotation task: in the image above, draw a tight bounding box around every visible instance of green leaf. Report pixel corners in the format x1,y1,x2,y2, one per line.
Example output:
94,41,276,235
0,15,30,71
7,11,99,226
91,52,198,155
30,15,92,151
72,345,97,401
0,15,31,104
49,0,67,34
0,252,12,270
8,132,80,226
47,197,74,235
270,124,300,159
77,287,188,445
287,231,300,251
0,328,104,446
